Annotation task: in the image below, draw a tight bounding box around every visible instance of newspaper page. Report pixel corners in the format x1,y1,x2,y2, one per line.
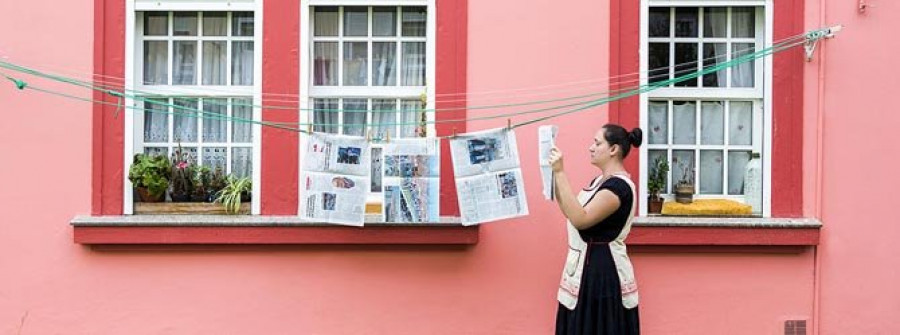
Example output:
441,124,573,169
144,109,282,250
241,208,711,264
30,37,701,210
538,125,559,200
380,138,441,223
300,133,371,226
450,128,529,225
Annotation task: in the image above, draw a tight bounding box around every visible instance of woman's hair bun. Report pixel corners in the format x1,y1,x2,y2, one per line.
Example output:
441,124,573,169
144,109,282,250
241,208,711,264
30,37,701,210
628,128,643,148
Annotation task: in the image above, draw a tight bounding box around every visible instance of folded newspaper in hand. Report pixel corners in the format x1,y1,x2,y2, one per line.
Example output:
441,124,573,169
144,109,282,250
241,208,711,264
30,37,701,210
539,125,559,200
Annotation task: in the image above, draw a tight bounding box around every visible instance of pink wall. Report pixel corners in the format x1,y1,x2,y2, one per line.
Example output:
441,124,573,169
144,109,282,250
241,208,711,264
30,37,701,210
2,0,894,334
805,0,900,334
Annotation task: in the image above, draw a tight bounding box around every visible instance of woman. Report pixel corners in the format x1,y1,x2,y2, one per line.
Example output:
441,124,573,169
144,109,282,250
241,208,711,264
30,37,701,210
549,124,642,335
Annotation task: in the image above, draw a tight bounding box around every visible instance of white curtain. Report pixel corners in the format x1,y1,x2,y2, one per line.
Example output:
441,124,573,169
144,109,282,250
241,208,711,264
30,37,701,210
399,100,422,137
700,101,724,145
313,98,339,134
699,150,724,194
401,7,426,36
728,101,753,145
173,98,198,143
314,42,338,86
232,98,252,143
727,151,751,195
144,12,168,36
402,42,425,86
703,8,728,87
232,147,252,178
173,41,197,85
373,7,396,36
202,98,227,142
343,7,368,37
173,12,198,36
648,101,668,144
143,41,167,85
373,42,397,86
314,7,339,36
371,99,396,139
202,12,227,36
231,41,254,85
143,100,169,142
731,43,754,87
203,147,227,171
343,42,368,86
342,99,367,136
203,41,226,85
672,101,696,145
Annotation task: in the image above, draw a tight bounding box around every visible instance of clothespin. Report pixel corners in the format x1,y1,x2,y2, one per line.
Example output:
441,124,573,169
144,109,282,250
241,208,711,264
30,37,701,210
307,120,313,134
386,129,391,144
451,127,458,138
366,129,372,142
507,118,512,131
109,90,124,119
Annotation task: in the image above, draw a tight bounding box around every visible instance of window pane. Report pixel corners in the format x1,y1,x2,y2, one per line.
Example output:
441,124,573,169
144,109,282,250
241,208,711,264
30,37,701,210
143,41,168,85
232,12,254,36
313,98,339,134
402,7,426,37
202,41,226,85
203,147,227,172
373,42,397,86
731,43,755,87
703,7,726,37
648,43,670,84
343,99,367,136
702,43,726,87
203,98,227,143
373,7,397,36
648,101,668,144
371,147,383,192
732,7,755,38
674,43,697,87
232,41,254,85
371,99,397,139
672,150,695,186
728,151,751,195
400,100,423,137
232,147,252,178
144,12,168,36
649,7,669,37
648,150,669,193
672,101,696,144
699,150,724,194
344,42,368,86
314,7,339,36
173,41,197,85
674,7,698,37
402,42,425,86
232,98,252,143
203,12,227,36
144,147,169,157
173,98,198,143
344,7,368,37
729,101,753,145
700,101,724,145
143,100,169,142
173,12,198,36
314,42,338,86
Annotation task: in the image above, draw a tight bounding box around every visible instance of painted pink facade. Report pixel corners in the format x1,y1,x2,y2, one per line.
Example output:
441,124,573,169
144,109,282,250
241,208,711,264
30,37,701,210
0,1,897,334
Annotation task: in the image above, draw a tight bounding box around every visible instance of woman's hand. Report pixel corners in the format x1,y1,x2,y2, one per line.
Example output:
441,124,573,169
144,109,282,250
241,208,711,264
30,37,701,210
548,146,564,173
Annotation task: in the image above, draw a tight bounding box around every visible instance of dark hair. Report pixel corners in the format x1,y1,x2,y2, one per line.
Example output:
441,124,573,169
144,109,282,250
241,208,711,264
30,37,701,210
602,124,643,159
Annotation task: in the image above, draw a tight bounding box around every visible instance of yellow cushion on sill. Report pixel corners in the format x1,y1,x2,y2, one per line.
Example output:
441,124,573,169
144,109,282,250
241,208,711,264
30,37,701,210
661,199,752,216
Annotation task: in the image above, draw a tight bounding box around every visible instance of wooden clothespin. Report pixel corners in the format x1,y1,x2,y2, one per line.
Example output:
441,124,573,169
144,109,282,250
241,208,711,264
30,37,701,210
451,127,458,138
507,118,512,131
386,130,391,144
307,120,313,134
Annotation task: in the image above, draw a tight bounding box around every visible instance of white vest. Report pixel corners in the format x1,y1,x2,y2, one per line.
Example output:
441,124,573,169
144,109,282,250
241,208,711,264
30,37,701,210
558,175,639,310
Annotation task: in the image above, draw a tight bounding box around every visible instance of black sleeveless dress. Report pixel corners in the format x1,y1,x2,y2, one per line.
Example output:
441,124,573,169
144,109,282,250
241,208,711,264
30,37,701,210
555,177,640,335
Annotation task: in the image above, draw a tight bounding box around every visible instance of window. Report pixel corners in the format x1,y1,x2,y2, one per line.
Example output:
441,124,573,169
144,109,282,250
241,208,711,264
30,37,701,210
640,3,770,215
301,2,436,211
127,8,261,214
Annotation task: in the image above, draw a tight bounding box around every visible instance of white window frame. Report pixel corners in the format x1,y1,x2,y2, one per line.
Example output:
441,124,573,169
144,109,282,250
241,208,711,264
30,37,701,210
299,0,437,211
638,0,773,217
124,0,263,215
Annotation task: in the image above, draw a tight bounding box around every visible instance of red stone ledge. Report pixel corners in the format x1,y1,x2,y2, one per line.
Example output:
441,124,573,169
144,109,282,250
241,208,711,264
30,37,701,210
628,217,821,246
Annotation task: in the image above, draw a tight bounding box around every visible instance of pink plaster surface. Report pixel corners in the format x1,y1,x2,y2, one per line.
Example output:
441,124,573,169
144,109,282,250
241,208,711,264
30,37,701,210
1,0,895,334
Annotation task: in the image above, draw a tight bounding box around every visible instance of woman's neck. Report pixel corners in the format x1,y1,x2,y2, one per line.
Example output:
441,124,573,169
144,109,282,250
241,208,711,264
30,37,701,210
599,161,628,177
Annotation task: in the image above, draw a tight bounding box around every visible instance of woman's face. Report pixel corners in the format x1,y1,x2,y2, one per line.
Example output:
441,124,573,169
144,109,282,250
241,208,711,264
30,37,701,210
588,129,612,167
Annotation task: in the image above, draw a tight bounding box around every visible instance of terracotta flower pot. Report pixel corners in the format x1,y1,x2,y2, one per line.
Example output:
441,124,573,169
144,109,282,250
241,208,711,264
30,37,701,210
136,187,165,202
674,184,694,204
648,196,664,214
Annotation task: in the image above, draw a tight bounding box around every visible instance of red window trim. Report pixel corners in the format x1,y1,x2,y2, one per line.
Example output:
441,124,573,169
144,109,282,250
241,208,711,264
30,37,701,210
609,0,805,217
93,0,467,217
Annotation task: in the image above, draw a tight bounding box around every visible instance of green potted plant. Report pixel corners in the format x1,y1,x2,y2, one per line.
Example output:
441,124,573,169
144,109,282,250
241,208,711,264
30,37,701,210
674,161,695,204
191,166,212,202
214,175,252,214
647,156,669,214
205,167,227,202
128,153,171,202
169,146,195,202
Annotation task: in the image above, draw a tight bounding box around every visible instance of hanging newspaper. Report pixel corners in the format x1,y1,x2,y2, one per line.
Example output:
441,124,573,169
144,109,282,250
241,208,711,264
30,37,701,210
300,133,371,226
379,138,441,223
450,128,529,225
539,125,559,200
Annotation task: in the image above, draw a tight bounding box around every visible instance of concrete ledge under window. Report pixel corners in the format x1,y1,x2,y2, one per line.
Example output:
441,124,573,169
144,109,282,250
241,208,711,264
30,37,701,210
629,217,821,246
71,215,477,245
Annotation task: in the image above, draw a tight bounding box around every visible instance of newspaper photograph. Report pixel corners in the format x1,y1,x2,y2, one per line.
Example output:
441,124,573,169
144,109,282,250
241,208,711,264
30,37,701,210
379,138,440,223
301,133,372,226
539,125,559,200
300,171,370,226
450,128,529,225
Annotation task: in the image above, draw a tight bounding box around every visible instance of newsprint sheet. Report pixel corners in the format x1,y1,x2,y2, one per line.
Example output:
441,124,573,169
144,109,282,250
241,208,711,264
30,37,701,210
300,133,371,226
539,125,559,200
380,138,441,223
450,128,529,225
